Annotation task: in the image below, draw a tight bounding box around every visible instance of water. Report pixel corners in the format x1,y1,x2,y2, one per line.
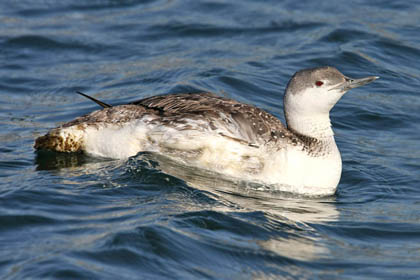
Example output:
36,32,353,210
1,0,420,279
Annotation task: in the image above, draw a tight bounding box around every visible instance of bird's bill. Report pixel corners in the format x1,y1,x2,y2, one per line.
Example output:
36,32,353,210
330,75,379,91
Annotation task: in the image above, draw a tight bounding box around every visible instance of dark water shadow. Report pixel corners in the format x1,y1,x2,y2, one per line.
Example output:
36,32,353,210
35,150,103,171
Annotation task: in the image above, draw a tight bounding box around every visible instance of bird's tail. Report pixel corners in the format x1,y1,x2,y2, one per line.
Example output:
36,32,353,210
34,126,85,153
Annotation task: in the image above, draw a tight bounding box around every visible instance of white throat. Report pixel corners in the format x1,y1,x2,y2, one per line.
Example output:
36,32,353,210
283,84,342,140
285,113,334,139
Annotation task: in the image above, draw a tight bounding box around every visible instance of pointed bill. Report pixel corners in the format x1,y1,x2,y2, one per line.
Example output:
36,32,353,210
330,75,379,91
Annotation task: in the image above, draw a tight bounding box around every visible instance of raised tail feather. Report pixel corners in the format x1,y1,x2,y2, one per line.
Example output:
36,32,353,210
76,91,112,108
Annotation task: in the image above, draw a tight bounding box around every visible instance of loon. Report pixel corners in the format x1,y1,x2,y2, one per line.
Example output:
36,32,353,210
35,66,378,196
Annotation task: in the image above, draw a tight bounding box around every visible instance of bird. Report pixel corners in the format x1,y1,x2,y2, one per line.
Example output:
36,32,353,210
34,66,378,196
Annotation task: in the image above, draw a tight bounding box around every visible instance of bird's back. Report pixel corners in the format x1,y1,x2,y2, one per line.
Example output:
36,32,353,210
131,92,293,146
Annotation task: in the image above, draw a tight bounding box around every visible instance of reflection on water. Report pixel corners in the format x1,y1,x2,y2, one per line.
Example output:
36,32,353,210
36,151,338,222
35,150,90,170
35,151,338,262
140,153,339,262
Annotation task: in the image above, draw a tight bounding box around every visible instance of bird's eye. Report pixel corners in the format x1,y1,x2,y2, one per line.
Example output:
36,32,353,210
315,81,324,87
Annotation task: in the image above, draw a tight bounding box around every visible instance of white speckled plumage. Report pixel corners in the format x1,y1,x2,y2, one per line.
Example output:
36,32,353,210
35,66,378,196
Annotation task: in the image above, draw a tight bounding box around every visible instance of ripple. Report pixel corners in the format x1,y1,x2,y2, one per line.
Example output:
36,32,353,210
0,214,57,231
1,0,420,278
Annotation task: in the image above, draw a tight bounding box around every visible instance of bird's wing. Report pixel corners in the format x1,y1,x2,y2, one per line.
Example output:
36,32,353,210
132,92,292,145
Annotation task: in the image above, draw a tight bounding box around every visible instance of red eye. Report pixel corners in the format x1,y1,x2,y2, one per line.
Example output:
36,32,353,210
315,81,324,87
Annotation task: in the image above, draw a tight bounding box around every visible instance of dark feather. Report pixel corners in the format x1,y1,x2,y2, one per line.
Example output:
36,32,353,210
77,91,112,108
131,92,292,144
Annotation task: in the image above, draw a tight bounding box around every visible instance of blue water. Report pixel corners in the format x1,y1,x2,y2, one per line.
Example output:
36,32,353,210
1,0,420,279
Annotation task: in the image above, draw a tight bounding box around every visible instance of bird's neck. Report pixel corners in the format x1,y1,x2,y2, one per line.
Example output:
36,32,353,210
285,113,334,140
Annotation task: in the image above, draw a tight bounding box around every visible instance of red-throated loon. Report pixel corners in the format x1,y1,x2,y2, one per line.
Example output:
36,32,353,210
35,66,378,196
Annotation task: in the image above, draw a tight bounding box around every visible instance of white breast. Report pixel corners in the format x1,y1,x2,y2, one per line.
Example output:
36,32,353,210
264,144,342,196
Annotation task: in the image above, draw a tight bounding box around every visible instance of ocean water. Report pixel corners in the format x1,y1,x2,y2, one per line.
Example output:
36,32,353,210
1,0,420,279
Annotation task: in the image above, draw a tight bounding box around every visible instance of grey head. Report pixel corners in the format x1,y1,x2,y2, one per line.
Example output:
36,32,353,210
283,66,378,137
284,66,378,118
286,66,344,96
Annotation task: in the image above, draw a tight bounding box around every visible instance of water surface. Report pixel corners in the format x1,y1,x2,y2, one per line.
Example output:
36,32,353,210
1,0,420,279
